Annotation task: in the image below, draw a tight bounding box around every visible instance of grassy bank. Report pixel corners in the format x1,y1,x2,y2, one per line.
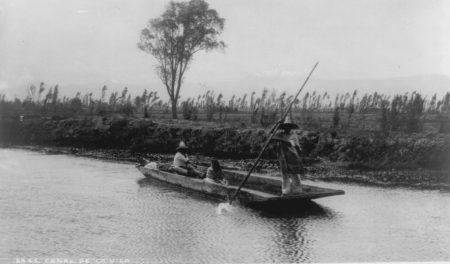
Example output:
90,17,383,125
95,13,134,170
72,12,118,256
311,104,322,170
1,115,449,189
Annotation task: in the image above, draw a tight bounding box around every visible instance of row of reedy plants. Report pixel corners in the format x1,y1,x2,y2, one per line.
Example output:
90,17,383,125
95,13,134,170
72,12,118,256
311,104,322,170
1,83,450,133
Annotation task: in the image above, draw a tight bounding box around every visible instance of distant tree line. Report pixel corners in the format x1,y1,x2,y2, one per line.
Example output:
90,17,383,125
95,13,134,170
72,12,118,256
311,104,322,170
1,83,450,133
179,88,450,133
0,83,168,119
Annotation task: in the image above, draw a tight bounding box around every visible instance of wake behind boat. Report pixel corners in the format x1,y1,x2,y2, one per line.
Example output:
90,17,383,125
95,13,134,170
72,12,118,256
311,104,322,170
136,165,344,209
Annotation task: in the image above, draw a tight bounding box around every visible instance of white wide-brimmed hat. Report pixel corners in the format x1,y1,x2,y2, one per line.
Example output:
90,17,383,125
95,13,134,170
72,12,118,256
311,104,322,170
176,141,188,151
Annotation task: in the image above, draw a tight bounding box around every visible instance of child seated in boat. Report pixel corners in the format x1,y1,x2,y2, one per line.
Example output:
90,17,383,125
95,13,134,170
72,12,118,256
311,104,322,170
171,141,203,178
204,159,228,185
271,116,303,195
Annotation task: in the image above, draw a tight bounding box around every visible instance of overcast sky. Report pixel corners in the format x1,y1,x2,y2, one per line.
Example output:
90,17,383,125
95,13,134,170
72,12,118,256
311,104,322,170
0,0,449,100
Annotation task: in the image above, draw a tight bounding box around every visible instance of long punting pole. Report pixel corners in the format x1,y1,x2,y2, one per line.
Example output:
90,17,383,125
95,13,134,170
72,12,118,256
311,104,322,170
229,62,319,204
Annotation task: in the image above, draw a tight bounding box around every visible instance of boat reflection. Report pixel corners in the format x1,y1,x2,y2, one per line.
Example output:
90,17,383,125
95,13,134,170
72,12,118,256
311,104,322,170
257,200,335,218
261,203,338,262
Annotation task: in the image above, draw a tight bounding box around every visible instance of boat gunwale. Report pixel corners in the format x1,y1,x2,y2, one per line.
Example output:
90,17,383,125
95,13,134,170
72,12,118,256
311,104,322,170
136,165,345,204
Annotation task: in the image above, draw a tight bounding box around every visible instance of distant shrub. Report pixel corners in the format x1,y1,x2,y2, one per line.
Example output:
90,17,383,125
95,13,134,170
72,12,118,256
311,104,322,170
119,102,134,117
404,93,424,133
380,100,389,135
333,107,340,128
181,100,198,120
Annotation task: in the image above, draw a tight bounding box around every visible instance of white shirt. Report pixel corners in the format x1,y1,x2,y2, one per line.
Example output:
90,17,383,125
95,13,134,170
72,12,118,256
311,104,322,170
173,152,189,168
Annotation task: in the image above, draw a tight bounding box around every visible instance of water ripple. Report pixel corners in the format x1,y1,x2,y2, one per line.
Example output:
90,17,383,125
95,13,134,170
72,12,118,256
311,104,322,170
1,148,449,262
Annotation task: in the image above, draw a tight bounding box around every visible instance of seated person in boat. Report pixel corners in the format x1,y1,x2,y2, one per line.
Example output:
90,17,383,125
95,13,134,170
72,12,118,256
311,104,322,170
204,159,228,185
171,141,203,178
271,116,304,195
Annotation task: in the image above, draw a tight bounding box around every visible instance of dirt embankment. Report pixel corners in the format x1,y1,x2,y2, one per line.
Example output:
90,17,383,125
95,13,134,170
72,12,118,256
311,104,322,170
1,116,449,189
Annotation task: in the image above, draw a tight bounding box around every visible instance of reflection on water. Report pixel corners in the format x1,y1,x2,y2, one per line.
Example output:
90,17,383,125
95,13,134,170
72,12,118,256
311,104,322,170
1,148,449,262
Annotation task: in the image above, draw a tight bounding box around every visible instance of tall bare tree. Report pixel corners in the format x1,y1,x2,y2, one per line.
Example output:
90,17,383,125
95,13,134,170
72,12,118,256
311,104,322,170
138,0,225,118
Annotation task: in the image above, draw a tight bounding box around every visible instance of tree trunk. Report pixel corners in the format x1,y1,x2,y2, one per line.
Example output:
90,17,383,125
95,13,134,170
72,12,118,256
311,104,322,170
171,100,178,119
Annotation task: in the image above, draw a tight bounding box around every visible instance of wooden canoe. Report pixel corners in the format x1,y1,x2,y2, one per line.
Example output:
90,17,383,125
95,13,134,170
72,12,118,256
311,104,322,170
136,165,344,208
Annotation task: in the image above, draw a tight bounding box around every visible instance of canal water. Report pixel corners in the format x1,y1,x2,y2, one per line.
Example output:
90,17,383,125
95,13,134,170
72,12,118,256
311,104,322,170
0,148,449,263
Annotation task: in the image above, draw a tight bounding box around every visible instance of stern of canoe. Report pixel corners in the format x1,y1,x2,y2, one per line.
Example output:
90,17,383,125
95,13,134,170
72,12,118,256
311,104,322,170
223,169,344,200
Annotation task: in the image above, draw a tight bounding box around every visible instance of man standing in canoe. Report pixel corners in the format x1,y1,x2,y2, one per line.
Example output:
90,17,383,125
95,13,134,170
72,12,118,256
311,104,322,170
271,116,304,195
